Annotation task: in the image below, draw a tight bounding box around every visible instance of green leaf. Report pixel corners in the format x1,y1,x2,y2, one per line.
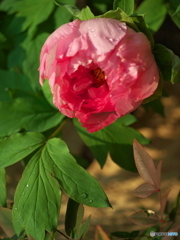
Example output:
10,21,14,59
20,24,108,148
79,215,91,239
0,92,64,137
1,0,54,32
0,132,45,168
65,198,84,239
41,80,55,108
169,50,180,83
0,70,32,102
113,0,134,15
169,191,180,221
144,98,165,117
12,150,62,240
78,6,95,20
167,0,180,28
54,3,74,29
22,33,49,91
116,114,137,126
0,169,6,207
43,138,111,207
135,0,167,33
54,0,81,18
97,8,138,31
153,44,180,83
153,44,172,81
0,207,16,237
13,138,110,239
74,118,149,171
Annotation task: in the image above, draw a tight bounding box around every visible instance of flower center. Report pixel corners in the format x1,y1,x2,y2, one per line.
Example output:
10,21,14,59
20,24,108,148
92,68,106,87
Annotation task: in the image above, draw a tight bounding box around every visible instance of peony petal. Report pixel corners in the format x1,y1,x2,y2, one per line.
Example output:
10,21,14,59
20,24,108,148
79,18,127,55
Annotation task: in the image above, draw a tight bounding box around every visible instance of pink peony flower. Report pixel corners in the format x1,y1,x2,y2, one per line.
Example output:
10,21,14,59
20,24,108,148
39,18,159,133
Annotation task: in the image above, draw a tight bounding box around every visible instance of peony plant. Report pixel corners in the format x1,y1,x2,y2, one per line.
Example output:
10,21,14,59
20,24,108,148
0,0,179,240
39,17,159,132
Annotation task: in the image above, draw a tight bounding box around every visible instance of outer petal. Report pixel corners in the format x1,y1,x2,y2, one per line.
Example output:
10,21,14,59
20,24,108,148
79,18,127,56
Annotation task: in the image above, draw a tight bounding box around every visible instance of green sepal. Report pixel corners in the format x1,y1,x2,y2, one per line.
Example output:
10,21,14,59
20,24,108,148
97,8,138,31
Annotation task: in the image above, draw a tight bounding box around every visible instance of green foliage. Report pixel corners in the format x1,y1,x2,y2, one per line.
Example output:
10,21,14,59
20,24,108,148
12,150,62,240
0,169,6,207
12,138,110,240
135,0,167,33
0,133,45,168
153,44,180,83
167,0,180,28
113,0,134,15
65,199,90,239
0,0,54,33
78,6,95,20
22,33,50,91
74,116,149,171
0,70,32,102
55,1,94,20
97,8,139,31
0,92,64,137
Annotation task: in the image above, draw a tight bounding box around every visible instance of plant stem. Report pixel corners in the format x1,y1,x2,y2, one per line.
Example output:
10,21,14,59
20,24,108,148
48,118,67,140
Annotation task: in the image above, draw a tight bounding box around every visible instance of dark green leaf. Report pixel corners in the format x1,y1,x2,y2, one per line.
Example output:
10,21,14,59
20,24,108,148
12,150,62,240
0,169,6,207
74,118,149,171
43,138,111,207
144,98,165,117
113,0,134,15
22,33,49,91
169,49,180,83
0,207,15,237
0,70,32,102
0,132,45,168
0,92,64,137
169,191,180,221
65,198,84,239
135,0,167,33
167,0,180,28
153,44,173,81
111,231,139,238
0,0,54,32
